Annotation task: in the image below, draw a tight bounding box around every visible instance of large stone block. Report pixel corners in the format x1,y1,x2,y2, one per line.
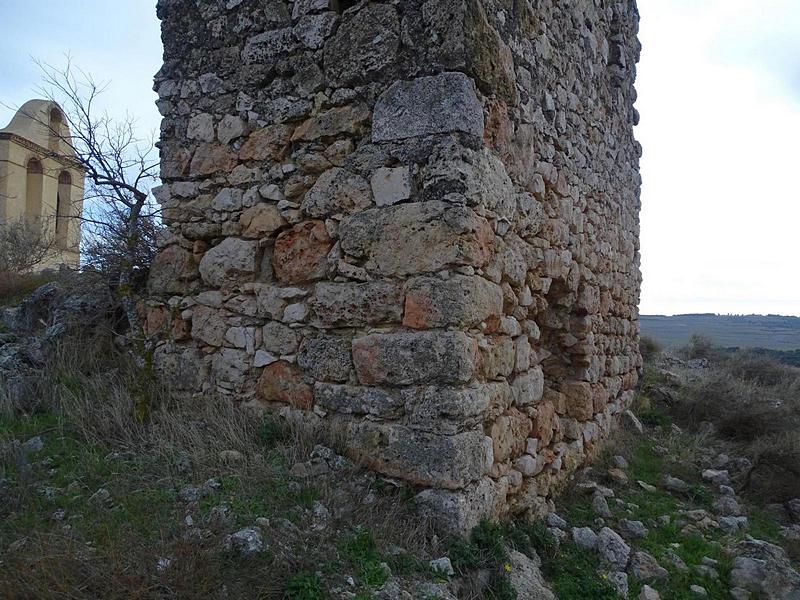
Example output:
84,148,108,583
272,221,333,284
372,72,484,142
352,331,479,385
315,384,405,418
563,381,595,421
256,361,313,409
511,367,545,406
153,343,207,392
301,167,372,217
339,202,494,277
416,477,506,536
403,275,503,329
323,3,400,86
238,124,293,162
291,104,371,142
297,335,353,383
148,245,196,294
311,281,403,327
191,305,227,347
347,421,492,489
199,238,260,288
403,383,511,433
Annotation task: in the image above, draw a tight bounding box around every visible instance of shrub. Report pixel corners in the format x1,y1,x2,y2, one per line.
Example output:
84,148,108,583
639,335,662,363
672,350,800,502
681,333,715,360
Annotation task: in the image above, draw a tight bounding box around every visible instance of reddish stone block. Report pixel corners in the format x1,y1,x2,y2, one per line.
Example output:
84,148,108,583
256,361,313,410
562,381,594,421
238,124,294,161
531,400,556,447
273,220,333,284
189,143,238,177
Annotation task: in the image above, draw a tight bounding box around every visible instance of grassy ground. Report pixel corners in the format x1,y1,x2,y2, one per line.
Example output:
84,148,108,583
0,335,442,599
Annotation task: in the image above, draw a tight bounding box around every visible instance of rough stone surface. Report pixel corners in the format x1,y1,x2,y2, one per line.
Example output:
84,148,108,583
372,72,484,142
506,549,556,600
150,0,642,535
597,527,631,570
199,238,260,289
730,539,800,599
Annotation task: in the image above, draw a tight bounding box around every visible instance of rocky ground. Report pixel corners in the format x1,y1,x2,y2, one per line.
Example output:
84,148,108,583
532,358,800,599
1,276,799,599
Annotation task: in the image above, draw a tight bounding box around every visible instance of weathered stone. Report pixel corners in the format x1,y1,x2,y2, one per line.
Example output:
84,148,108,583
370,166,412,207
227,527,264,557
211,348,249,386
639,585,661,600
272,221,333,284
480,336,515,380
148,245,196,294
491,409,531,463
297,335,353,383
403,275,503,330
506,549,556,600
240,204,286,238
239,124,293,162
530,401,556,447
347,422,491,489
256,361,313,409
339,202,494,277
294,12,337,50
190,143,238,177
262,321,298,355
301,168,372,217
217,115,246,145
314,384,404,418
512,367,544,406
242,28,299,64
597,527,631,570
730,538,800,599
291,0,330,19
291,104,370,142
191,305,227,347
562,381,594,421
199,238,260,288
572,527,598,550
152,343,207,392
187,113,215,142
404,384,508,433
352,332,478,386
372,72,483,142
630,551,668,581
324,4,400,86
415,478,502,536
311,281,404,327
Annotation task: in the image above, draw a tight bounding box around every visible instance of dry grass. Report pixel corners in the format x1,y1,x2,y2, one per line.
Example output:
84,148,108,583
0,333,436,599
663,350,800,503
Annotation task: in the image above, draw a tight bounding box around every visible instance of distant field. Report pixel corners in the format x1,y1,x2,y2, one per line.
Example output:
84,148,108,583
640,314,800,351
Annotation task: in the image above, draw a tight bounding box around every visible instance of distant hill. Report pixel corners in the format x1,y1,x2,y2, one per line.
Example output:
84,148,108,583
640,313,800,351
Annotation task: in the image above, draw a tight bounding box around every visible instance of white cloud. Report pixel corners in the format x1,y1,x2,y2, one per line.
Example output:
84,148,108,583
637,0,800,315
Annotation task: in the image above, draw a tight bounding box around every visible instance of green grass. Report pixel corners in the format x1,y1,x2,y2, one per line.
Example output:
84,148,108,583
339,527,390,589
284,571,324,600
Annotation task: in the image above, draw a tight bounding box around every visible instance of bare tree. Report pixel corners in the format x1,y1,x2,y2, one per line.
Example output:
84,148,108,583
30,57,161,342
0,218,56,274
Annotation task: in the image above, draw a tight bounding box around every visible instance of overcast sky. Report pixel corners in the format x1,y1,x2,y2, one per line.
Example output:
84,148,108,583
1,1,798,316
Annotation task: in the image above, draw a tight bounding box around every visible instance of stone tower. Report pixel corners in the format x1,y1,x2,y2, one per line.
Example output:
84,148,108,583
0,100,84,270
149,0,642,534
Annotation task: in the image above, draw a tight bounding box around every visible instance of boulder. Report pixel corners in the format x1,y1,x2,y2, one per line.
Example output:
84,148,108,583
505,549,556,599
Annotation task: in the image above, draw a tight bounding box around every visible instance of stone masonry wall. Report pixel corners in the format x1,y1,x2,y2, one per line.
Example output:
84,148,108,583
147,0,642,535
